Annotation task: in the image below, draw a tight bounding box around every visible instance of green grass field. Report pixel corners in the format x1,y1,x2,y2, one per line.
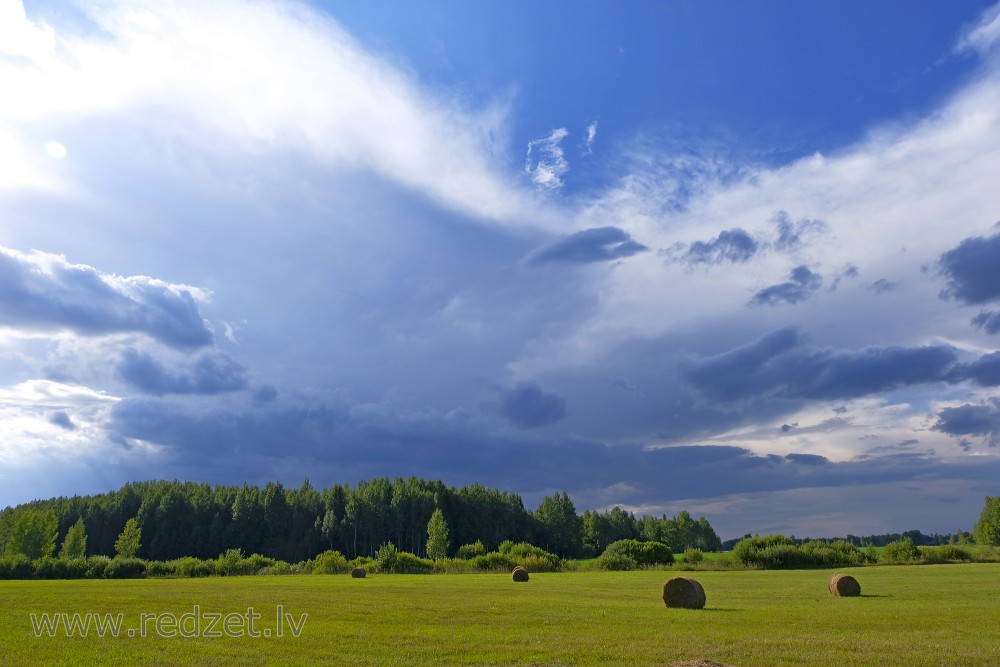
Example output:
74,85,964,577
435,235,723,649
2,564,998,666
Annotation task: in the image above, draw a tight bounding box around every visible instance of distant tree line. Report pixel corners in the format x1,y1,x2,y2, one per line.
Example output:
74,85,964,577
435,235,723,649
0,478,720,563
720,528,971,552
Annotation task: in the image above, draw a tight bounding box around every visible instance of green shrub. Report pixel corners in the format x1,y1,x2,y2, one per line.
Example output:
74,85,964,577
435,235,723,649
639,541,674,565
881,538,921,564
455,540,486,560
2,555,34,580
262,561,293,575
498,542,561,569
516,554,559,572
85,555,111,579
375,542,399,573
243,553,277,574
7,555,34,579
596,553,637,570
144,560,176,577
469,552,516,571
348,556,374,569
392,552,434,574
971,545,1000,563
683,548,704,565
174,557,214,578
56,557,89,579
106,557,146,579
216,548,256,576
732,535,811,569
32,556,61,579
312,550,350,574
601,539,674,566
758,544,816,569
801,540,868,567
935,545,972,562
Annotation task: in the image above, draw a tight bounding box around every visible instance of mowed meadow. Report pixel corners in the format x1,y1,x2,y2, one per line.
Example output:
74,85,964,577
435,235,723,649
2,564,998,666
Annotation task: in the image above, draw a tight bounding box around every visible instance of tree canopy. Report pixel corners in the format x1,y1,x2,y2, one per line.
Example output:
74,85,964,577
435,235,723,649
0,478,721,563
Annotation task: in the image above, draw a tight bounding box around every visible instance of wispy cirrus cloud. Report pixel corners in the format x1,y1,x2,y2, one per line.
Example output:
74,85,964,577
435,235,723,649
583,121,598,155
525,128,569,189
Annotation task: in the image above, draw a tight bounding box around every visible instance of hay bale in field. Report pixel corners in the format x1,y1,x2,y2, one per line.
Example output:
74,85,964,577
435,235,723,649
512,566,529,582
350,567,367,578
828,573,860,597
662,576,706,609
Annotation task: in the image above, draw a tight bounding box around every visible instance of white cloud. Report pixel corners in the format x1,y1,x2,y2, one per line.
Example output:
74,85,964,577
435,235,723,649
0,0,553,228
957,2,1000,55
583,120,597,155
43,141,67,159
0,0,55,59
0,380,118,463
512,43,1000,380
525,127,569,189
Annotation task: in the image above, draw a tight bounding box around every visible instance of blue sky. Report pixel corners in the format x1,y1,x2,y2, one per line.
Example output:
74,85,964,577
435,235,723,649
3,0,1000,539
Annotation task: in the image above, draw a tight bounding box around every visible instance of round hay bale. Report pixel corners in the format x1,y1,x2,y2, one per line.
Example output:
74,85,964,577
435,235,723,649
662,576,706,609
350,567,367,578
828,573,861,597
512,566,529,582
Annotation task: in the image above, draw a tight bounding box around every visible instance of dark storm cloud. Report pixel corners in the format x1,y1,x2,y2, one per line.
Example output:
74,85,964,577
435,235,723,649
938,231,1000,305
933,399,1000,445
683,228,759,264
773,211,828,251
254,385,279,403
497,381,568,428
49,412,76,430
105,394,1000,512
109,399,345,459
951,351,1000,387
972,310,1000,334
0,247,213,348
527,227,648,265
749,266,823,306
681,327,959,401
117,348,248,395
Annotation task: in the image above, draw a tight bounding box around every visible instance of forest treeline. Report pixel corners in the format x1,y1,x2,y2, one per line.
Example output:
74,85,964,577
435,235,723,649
0,478,721,563
720,528,973,552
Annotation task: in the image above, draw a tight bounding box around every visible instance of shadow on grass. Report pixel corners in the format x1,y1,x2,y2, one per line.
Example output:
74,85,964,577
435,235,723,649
859,594,892,598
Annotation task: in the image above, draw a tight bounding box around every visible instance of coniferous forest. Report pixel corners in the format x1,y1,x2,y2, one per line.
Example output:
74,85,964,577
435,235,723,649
0,478,722,563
